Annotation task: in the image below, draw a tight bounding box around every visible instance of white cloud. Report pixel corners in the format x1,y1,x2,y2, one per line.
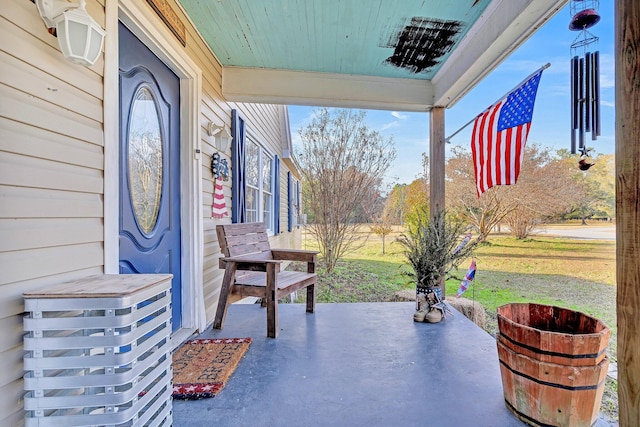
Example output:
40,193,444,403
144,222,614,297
379,121,399,131
391,111,408,120
500,58,570,76
598,53,615,89
601,100,615,108
501,54,614,87
547,84,570,97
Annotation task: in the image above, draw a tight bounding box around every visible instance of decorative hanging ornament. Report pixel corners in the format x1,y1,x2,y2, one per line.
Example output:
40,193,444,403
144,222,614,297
569,9,601,31
578,147,595,171
211,152,230,181
569,0,601,156
212,178,228,219
211,151,230,218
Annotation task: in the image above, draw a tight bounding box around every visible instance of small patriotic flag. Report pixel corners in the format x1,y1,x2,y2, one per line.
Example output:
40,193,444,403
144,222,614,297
471,67,544,197
452,232,472,255
212,178,228,218
456,260,477,298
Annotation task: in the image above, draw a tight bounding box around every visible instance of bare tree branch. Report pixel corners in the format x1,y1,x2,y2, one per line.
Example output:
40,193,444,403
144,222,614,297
298,108,396,272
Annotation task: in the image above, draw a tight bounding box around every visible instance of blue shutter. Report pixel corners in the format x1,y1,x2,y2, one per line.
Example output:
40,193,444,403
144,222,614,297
231,110,246,223
287,171,293,232
273,155,280,234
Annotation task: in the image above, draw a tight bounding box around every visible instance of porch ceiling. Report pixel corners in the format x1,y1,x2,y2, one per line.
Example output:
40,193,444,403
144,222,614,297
178,0,567,111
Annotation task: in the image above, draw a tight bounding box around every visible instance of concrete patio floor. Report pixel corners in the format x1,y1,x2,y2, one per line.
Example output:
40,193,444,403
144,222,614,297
172,302,530,426
172,302,618,426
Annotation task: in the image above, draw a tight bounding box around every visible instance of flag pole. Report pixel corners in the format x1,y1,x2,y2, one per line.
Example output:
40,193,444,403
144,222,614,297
444,63,551,144
470,258,476,321
444,115,479,144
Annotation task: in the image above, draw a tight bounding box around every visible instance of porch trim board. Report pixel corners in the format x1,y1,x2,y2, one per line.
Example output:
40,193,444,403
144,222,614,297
222,67,435,112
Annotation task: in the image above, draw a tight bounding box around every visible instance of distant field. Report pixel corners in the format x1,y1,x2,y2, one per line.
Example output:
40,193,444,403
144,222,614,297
299,224,617,356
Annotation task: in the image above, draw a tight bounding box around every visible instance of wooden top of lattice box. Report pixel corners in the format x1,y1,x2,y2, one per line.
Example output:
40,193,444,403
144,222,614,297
23,274,173,299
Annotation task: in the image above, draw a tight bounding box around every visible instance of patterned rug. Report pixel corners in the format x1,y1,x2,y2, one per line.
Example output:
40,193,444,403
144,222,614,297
172,338,252,399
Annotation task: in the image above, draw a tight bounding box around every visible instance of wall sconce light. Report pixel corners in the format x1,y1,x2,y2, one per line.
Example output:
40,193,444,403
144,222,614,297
207,123,233,152
36,0,106,67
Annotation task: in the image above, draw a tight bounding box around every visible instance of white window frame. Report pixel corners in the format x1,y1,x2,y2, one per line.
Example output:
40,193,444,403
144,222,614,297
295,179,302,227
290,177,302,228
245,136,275,233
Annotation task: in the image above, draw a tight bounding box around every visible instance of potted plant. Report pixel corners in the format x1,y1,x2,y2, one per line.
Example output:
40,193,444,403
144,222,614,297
398,209,478,323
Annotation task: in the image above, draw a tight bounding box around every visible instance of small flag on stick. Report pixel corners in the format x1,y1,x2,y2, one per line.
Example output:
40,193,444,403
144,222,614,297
452,232,472,255
456,260,477,298
471,67,545,197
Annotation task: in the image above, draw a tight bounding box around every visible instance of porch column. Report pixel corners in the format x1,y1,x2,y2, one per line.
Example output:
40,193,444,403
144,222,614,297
615,0,640,425
429,107,445,216
430,107,446,296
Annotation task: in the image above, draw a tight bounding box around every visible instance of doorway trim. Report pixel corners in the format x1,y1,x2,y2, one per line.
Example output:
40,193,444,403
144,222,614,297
104,0,206,340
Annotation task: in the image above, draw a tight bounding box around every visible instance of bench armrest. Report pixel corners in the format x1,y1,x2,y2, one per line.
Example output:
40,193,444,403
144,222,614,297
219,256,282,272
271,249,319,262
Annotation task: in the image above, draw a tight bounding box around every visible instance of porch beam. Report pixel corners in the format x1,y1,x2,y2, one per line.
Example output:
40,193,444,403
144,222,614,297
430,107,446,297
615,0,640,424
222,67,434,112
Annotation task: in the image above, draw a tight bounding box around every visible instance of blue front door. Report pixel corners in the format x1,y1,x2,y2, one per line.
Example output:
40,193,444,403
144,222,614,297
118,23,182,331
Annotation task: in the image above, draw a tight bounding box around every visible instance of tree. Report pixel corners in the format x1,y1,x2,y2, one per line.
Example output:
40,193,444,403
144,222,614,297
445,146,520,240
370,222,393,255
370,199,395,254
298,108,396,272
502,145,579,238
385,184,407,225
385,155,430,228
404,177,430,229
556,150,615,223
446,144,580,239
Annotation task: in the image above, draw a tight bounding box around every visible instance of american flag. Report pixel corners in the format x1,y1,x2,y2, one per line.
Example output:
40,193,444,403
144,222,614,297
471,68,544,197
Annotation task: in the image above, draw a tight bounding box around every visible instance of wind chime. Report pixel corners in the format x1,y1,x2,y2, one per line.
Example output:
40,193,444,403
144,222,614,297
569,0,601,170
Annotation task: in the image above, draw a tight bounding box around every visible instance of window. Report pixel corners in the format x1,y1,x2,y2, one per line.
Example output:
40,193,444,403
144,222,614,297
288,172,302,231
294,179,302,226
245,138,274,231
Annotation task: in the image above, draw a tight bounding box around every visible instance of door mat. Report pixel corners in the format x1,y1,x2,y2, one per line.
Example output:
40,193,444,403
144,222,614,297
172,338,252,399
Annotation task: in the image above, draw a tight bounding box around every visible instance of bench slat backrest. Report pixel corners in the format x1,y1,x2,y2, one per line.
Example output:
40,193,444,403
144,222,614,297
216,223,272,259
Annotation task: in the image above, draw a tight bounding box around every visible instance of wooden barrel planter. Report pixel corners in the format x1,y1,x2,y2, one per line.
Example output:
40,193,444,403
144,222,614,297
496,303,610,427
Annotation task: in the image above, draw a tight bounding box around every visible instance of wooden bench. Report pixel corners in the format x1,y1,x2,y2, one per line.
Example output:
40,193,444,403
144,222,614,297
213,222,318,338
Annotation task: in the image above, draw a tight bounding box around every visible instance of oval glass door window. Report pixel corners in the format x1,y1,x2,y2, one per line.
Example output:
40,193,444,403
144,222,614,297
128,86,163,234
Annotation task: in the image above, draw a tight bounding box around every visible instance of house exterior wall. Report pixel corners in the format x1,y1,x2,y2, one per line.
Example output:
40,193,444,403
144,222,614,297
0,1,107,423
0,0,301,423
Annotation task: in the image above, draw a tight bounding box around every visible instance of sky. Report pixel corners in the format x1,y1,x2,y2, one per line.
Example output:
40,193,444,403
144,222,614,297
287,2,615,186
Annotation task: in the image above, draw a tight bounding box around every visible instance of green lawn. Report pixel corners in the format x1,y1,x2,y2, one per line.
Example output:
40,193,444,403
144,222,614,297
298,229,617,358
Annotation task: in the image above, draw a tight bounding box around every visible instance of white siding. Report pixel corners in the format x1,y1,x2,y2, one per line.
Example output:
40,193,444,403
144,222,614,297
0,0,300,423
1,0,106,423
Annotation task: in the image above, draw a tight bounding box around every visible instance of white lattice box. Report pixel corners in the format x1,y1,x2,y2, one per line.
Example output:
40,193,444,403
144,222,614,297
23,274,174,427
